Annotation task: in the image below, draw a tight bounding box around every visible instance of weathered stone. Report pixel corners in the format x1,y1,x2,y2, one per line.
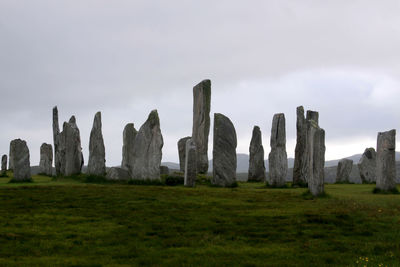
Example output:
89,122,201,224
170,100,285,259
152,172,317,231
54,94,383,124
358,148,376,184
8,139,17,170
248,126,266,182
336,159,353,183
121,123,137,173
293,106,307,185
306,110,319,125
11,139,31,181
1,154,7,176
60,116,84,176
39,143,53,176
268,113,288,187
160,166,170,175
131,110,164,180
376,129,396,191
88,112,106,176
184,139,197,187
178,136,191,172
212,113,237,187
106,167,130,181
192,79,211,174
307,120,325,196
53,106,61,176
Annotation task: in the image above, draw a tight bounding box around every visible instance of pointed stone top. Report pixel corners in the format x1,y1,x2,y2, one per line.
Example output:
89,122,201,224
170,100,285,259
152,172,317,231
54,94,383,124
69,116,76,124
195,79,211,87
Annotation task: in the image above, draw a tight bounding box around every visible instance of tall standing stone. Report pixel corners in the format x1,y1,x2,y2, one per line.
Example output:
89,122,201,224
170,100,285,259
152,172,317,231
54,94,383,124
358,148,376,184
178,136,191,172
306,110,319,124
53,106,61,176
131,110,164,180
88,112,106,176
268,113,288,187
307,120,325,196
39,143,53,176
11,139,31,182
8,139,17,170
248,126,266,182
293,106,307,186
336,159,353,183
62,116,84,176
192,79,211,174
212,113,237,187
376,130,396,192
1,155,7,176
184,139,197,187
121,123,137,174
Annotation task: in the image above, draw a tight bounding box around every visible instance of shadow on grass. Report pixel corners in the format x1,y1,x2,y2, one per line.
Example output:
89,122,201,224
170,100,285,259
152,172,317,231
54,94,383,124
8,178,33,183
372,187,399,194
301,190,330,200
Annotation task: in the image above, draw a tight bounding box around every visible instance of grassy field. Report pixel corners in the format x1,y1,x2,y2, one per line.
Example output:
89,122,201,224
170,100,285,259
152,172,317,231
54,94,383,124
0,173,399,266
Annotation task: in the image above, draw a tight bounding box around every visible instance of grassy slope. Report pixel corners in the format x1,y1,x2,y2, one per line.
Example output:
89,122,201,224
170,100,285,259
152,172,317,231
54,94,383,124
0,174,399,266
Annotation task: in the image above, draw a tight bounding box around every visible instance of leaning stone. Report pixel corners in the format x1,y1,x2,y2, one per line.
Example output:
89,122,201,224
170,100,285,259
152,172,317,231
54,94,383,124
358,148,376,184
160,166,170,175
106,167,130,181
178,136,191,172
87,112,106,176
131,110,164,180
307,120,325,196
39,143,53,176
11,139,31,182
248,126,266,182
121,123,137,174
336,159,353,183
192,79,211,174
184,139,197,187
62,116,84,176
376,129,396,192
1,154,7,176
212,113,237,187
268,113,288,187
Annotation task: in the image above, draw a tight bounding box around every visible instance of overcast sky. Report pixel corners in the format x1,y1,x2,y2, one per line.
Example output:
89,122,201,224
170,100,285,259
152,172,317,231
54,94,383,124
1,0,400,167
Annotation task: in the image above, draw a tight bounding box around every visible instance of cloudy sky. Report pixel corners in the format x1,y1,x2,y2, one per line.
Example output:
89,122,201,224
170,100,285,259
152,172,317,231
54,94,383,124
1,0,400,167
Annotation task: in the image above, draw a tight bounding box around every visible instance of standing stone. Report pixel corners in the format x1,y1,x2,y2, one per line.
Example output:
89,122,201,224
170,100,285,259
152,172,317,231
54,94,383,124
121,123,137,173
53,106,61,176
62,116,84,176
376,130,396,192
212,113,237,187
106,167,130,181
336,159,353,183
39,143,53,176
1,155,7,176
268,113,288,187
160,166,170,175
178,136,191,172
307,120,325,196
293,106,307,186
184,139,197,187
8,139,17,170
11,139,31,182
358,148,376,184
131,110,164,180
306,110,319,125
88,112,106,176
192,79,211,174
248,126,266,182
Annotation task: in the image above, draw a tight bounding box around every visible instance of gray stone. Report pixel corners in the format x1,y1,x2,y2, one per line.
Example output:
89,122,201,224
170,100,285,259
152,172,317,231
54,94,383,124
336,159,353,183
268,113,288,187
160,165,170,175
306,110,319,125
1,154,7,176
184,139,197,187
39,143,53,176
8,139,17,170
131,110,164,180
192,79,211,174
53,106,61,176
358,148,376,184
11,139,31,181
376,129,396,191
293,106,307,185
60,116,84,176
88,112,106,176
106,167,130,181
248,126,266,182
212,113,237,187
121,123,137,174
307,120,325,196
178,136,191,172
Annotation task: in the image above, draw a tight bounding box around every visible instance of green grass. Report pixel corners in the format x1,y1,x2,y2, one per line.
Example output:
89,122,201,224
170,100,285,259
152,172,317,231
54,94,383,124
0,172,399,266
